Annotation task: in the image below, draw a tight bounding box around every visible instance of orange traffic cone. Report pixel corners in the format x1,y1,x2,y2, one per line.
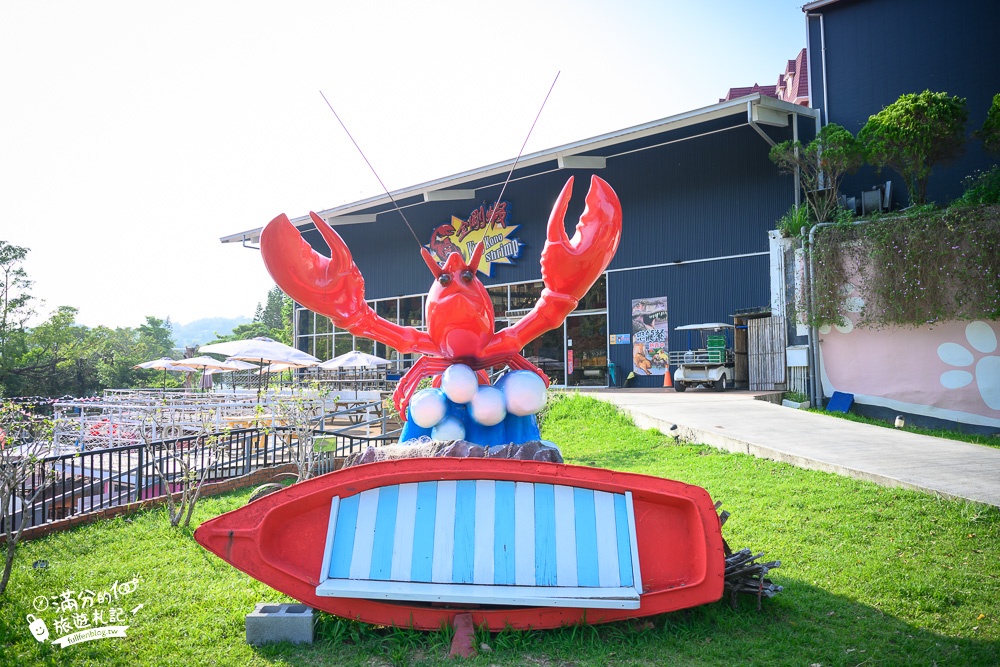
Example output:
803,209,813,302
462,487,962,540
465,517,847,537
663,367,673,388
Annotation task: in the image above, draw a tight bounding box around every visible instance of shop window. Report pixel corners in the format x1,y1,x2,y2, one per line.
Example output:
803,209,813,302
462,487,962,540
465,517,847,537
487,285,508,319
566,314,608,387
300,336,315,357
334,333,353,357
314,334,332,361
577,274,607,311
509,281,543,313
376,299,398,324
399,296,423,328
297,308,314,337
522,327,564,385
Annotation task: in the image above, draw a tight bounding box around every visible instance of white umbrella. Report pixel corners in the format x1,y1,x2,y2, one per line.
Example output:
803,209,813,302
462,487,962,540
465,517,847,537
170,357,251,392
171,356,250,371
224,358,262,370
132,357,198,389
260,360,317,373
199,337,319,397
199,337,319,365
318,350,390,369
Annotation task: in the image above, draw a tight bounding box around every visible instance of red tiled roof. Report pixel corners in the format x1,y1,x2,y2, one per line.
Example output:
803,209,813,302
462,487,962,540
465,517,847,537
794,48,809,99
723,48,808,105
721,83,779,103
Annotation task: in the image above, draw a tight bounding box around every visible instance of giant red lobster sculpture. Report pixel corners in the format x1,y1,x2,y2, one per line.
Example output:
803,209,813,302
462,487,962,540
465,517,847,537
260,175,621,419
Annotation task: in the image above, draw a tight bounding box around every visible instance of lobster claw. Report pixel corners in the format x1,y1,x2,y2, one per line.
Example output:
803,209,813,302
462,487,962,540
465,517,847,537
540,175,622,301
260,212,369,325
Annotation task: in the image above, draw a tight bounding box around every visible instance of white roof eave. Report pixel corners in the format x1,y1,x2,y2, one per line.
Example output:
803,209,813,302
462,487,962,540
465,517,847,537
219,94,818,244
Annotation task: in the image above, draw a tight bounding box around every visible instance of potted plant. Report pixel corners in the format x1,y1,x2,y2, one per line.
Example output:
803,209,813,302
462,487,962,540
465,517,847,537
781,391,811,409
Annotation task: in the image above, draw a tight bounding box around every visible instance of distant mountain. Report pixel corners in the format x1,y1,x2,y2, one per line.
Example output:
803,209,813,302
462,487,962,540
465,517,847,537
172,316,252,348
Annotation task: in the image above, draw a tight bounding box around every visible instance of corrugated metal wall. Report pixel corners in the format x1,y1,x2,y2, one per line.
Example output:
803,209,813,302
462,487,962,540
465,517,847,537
296,111,798,386
607,255,770,389
808,0,1000,204
300,118,795,303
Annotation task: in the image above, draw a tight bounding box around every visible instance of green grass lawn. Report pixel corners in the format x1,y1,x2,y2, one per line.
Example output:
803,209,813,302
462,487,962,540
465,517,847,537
804,406,1000,450
1,394,997,666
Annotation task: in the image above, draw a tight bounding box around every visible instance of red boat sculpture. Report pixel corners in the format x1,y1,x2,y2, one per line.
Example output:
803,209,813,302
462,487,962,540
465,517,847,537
194,457,725,630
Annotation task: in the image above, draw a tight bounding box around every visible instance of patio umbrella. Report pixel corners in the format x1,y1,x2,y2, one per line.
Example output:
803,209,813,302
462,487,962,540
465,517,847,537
199,337,319,365
199,337,319,397
199,371,214,391
172,355,252,371
318,350,390,369
260,360,317,373
132,357,198,390
201,359,262,392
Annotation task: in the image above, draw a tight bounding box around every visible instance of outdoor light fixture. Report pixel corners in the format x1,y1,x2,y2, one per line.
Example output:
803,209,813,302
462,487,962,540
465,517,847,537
557,155,606,169
422,189,477,202
321,214,378,225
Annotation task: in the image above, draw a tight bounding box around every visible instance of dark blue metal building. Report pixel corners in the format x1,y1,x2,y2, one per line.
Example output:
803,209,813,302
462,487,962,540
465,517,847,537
805,0,1000,206
223,96,818,389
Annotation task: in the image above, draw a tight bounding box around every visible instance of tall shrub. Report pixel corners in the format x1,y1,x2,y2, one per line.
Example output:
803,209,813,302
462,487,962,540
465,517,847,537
770,123,863,224
859,90,968,205
974,92,1000,155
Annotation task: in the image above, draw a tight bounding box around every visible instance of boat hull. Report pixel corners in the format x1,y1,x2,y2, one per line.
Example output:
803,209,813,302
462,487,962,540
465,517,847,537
194,458,725,630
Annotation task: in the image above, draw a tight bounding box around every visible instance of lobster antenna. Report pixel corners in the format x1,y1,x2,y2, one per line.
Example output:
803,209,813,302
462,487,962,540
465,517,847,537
486,71,560,227
319,90,423,247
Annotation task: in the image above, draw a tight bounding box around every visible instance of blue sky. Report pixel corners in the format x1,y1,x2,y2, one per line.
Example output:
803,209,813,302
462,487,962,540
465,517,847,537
0,1,807,329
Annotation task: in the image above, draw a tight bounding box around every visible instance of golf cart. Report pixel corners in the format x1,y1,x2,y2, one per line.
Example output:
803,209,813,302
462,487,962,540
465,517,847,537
668,323,735,392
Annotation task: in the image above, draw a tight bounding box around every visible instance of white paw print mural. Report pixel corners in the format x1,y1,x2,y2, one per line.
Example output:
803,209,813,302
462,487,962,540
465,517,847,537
937,321,1000,410
818,284,865,335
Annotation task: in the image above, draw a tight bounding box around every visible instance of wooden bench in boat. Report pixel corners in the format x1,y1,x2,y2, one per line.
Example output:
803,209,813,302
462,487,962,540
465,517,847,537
316,479,643,609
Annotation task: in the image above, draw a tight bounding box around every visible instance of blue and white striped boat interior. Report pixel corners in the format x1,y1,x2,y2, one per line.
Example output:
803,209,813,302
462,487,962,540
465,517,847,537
316,480,644,608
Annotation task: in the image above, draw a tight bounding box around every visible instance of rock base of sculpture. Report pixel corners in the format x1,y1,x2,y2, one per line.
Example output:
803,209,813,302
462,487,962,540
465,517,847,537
344,437,563,468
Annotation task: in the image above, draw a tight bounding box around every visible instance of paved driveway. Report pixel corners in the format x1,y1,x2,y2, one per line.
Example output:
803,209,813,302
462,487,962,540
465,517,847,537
590,388,1000,508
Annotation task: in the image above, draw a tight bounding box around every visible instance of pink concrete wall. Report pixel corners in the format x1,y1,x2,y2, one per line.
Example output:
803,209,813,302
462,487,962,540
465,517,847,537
819,317,1000,428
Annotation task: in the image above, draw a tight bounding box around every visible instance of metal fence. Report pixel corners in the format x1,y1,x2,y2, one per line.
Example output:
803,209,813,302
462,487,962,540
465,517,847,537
1,407,400,537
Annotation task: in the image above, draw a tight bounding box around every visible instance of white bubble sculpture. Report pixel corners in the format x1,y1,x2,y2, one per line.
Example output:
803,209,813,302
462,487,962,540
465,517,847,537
503,371,548,416
409,388,448,428
468,386,507,426
432,416,466,441
440,364,479,404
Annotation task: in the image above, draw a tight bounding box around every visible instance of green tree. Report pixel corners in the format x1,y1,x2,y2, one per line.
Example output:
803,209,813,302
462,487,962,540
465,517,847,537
255,285,286,331
10,307,92,397
0,242,35,395
974,93,1000,154
138,316,175,358
770,123,863,226
859,90,968,205
89,325,151,389
209,286,292,345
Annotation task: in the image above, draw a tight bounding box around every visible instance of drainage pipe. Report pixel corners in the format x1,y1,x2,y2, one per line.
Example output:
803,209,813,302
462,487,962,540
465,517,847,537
805,13,830,125
806,222,835,409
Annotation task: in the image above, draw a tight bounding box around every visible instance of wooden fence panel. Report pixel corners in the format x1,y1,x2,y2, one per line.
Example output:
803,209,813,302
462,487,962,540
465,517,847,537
749,316,787,391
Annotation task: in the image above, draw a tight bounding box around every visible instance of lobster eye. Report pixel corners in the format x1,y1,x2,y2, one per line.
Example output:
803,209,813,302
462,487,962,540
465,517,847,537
460,270,474,284
438,273,452,287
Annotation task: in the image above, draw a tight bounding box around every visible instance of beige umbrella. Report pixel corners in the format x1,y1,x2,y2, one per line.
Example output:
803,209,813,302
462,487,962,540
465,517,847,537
132,357,198,389
198,337,319,365
198,338,319,398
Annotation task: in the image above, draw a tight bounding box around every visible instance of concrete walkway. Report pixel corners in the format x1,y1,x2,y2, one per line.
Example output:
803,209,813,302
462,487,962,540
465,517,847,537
590,389,1000,508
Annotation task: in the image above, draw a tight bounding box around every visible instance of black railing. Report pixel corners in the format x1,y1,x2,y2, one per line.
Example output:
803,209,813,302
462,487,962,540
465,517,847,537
1,415,399,537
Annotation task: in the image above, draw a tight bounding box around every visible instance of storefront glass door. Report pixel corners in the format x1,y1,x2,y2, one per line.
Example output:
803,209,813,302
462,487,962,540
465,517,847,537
565,314,608,386
520,327,565,385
